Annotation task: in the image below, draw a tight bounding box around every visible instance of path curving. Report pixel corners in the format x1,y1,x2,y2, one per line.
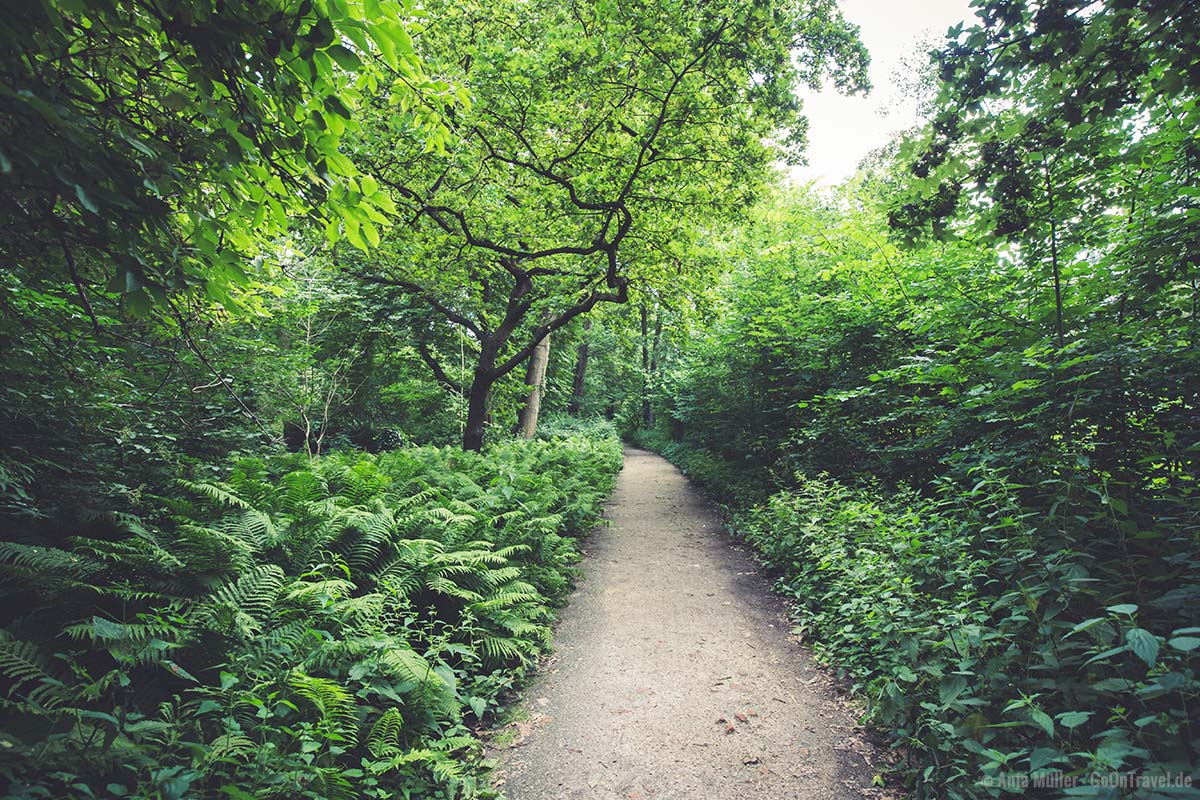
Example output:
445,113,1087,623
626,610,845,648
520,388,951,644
492,447,882,800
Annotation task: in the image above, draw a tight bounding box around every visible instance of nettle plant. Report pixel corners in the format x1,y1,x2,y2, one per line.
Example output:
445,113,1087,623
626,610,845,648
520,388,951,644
0,432,621,799
733,472,1199,800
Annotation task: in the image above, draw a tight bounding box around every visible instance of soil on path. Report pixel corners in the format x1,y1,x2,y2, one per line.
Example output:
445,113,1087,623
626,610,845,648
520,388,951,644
491,447,884,800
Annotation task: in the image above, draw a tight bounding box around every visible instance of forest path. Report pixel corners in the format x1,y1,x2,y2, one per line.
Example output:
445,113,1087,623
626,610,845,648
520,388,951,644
491,447,881,800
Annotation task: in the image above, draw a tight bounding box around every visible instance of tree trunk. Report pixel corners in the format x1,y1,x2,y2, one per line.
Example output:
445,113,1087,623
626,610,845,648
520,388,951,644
463,349,498,452
640,305,662,428
567,319,591,416
463,378,490,452
645,310,662,427
517,331,551,438
640,305,651,427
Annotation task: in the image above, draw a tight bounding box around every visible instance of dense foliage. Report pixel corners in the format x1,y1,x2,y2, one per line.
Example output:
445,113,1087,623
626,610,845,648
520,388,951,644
629,0,1200,797
6,0,1198,797
0,433,621,799
734,475,1197,799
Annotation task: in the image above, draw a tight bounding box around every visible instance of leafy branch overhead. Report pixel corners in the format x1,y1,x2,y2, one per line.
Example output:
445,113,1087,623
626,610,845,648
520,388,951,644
0,0,455,314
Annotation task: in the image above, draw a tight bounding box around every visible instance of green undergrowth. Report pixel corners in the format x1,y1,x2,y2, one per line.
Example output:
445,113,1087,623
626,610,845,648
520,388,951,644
645,440,1199,799
0,430,622,799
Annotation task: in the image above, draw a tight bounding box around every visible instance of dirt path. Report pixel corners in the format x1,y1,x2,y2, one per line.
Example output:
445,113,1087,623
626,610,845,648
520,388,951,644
492,447,882,800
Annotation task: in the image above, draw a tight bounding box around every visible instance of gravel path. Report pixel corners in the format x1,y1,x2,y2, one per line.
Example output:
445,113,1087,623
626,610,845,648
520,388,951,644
491,447,882,800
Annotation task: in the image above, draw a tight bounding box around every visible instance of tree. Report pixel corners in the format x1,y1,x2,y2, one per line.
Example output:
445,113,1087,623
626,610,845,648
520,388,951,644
0,0,449,316
567,319,593,416
347,0,869,449
515,328,551,438
887,0,1200,487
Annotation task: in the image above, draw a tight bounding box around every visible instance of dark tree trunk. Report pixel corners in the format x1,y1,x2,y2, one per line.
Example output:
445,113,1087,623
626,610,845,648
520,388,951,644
567,319,592,416
463,377,490,452
463,348,498,452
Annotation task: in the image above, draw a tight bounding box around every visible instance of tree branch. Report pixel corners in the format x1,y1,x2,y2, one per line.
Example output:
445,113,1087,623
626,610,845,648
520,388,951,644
354,270,484,337
415,339,467,396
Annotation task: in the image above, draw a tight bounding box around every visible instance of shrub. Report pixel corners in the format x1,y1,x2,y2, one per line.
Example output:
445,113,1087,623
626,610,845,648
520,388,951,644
733,472,1200,799
0,432,621,799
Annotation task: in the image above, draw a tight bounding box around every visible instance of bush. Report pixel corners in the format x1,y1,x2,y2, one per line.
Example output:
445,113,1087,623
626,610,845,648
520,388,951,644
734,472,1200,799
0,432,622,799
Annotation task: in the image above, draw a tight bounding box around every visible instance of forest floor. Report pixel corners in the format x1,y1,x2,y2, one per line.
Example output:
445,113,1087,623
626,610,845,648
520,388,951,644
489,447,888,799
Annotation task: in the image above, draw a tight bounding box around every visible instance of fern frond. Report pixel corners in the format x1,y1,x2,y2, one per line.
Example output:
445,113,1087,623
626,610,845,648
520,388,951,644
287,670,357,743
435,549,506,568
425,576,482,602
193,565,284,635
478,566,523,587
176,479,251,509
0,631,65,708
205,732,257,763
431,734,477,753
366,707,404,757
0,542,100,579
285,579,356,605
494,544,532,559
469,590,541,612
278,471,329,513
478,634,530,665
175,523,254,573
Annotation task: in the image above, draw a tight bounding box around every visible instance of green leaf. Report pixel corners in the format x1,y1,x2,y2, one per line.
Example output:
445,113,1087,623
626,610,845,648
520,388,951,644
92,616,125,640
74,184,98,213
1105,603,1138,615
327,44,363,72
1056,711,1091,729
938,674,968,705
1084,644,1129,666
1066,617,1107,637
1168,636,1200,652
1125,628,1159,667
1028,708,1054,736
163,660,199,683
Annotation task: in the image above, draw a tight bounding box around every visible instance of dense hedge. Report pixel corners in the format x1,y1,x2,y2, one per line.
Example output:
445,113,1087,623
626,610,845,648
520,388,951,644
0,431,622,799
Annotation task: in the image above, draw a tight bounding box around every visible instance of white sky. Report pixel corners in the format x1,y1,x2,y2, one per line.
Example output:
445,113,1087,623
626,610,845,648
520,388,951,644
790,0,978,185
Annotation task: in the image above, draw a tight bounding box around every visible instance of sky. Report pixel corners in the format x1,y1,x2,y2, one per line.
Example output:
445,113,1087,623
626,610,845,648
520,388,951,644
790,0,978,185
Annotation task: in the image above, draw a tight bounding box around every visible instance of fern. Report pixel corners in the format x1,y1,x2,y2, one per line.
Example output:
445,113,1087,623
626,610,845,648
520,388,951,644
0,631,64,708
174,522,255,574
176,479,251,510
205,732,257,763
277,470,328,514
193,564,284,636
366,707,405,757
0,541,100,579
284,578,356,605
0,432,624,797
287,670,358,744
